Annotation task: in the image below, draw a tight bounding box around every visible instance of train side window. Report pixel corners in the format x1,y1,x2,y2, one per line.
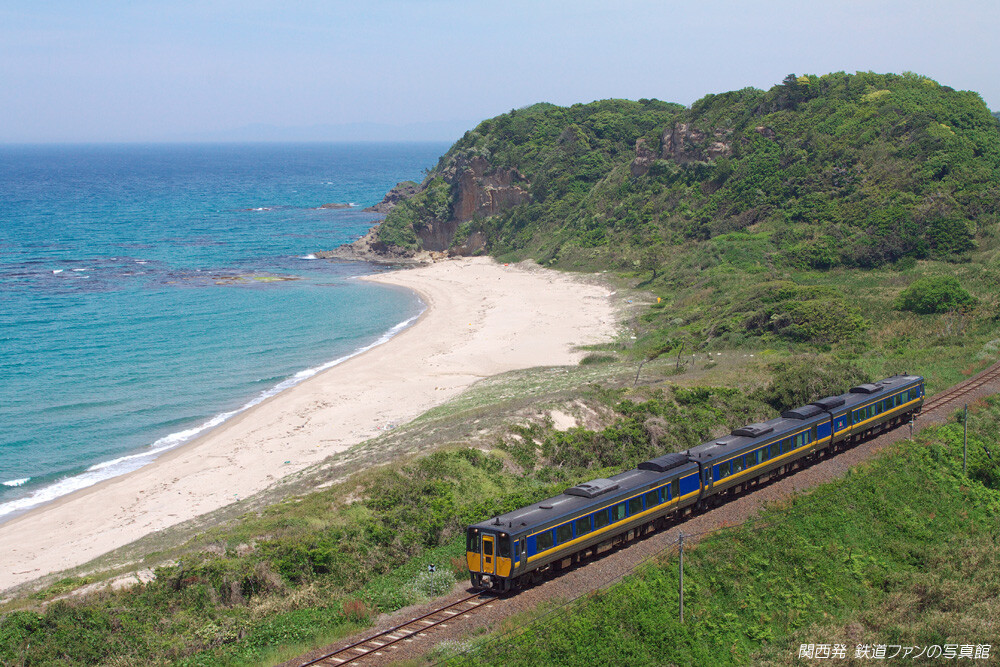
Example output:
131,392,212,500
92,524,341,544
762,446,770,461
575,516,592,536
612,502,627,522
671,479,680,499
645,490,660,507
733,457,744,473
628,496,643,516
498,537,511,558
594,509,610,530
556,524,573,544
537,530,554,551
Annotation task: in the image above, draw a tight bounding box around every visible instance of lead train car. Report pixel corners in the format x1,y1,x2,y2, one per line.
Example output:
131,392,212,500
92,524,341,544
467,374,924,592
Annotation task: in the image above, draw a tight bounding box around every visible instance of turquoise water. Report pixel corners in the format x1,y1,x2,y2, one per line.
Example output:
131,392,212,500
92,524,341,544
0,142,445,518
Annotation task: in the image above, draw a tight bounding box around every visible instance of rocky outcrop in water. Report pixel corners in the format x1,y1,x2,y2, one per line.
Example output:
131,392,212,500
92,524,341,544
363,181,420,214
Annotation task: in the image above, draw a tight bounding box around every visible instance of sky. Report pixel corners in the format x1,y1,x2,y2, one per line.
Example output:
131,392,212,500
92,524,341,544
2,0,998,143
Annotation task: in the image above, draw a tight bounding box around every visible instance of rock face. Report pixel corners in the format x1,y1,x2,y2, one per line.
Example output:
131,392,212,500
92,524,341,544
631,123,734,176
319,152,530,260
409,154,530,253
630,138,659,177
363,181,421,214
448,155,530,223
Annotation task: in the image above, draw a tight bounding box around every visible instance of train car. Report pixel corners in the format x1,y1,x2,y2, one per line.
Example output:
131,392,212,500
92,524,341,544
827,374,924,447
686,409,828,506
467,374,925,591
467,453,698,592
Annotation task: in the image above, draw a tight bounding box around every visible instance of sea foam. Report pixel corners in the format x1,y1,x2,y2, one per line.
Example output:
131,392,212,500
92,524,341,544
0,307,423,522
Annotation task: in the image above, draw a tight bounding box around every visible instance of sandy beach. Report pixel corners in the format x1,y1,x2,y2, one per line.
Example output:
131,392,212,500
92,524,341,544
0,257,616,593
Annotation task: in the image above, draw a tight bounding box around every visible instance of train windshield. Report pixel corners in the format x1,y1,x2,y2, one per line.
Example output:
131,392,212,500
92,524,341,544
466,529,479,552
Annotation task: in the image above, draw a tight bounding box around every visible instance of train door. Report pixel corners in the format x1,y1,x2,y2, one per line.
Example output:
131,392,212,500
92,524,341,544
481,534,496,575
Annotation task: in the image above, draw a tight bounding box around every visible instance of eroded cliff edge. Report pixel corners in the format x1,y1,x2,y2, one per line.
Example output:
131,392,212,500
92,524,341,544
316,149,531,262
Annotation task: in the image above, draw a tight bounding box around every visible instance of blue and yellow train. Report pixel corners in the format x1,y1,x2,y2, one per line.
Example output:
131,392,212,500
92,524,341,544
467,374,924,592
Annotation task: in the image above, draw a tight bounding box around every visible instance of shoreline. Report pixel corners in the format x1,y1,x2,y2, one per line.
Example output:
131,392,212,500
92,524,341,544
0,257,617,594
0,293,425,526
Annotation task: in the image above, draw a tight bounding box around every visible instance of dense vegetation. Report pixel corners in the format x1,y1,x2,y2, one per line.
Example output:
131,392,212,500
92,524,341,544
375,72,1000,361
441,400,1000,666
382,72,1000,271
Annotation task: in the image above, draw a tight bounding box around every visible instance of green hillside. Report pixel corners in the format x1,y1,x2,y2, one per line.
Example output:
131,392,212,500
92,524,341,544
380,71,1000,270
374,72,1000,368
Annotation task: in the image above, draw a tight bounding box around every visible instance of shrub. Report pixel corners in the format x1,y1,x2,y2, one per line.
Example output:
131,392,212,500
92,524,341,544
894,275,976,314
754,357,869,412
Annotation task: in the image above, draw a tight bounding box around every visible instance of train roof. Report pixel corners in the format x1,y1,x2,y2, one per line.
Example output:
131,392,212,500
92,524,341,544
471,456,698,534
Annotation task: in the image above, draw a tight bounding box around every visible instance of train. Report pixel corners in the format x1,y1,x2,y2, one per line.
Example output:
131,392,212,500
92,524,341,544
467,374,924,592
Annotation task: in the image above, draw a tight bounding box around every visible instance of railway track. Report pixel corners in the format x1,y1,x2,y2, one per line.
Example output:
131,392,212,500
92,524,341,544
296,593,499,666
291,361,1000,667
922,362,1000,413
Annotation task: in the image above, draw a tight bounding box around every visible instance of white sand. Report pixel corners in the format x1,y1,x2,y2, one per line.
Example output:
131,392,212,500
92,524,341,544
0,257,616,593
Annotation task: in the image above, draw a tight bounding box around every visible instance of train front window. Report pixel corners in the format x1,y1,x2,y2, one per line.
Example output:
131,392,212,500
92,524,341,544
467,530,479,552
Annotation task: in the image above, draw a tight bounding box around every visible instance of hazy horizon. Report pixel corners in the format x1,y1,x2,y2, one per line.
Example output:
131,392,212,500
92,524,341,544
3,1,998,144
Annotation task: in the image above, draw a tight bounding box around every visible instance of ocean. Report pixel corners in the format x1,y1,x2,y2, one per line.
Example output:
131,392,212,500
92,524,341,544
0,142,447,519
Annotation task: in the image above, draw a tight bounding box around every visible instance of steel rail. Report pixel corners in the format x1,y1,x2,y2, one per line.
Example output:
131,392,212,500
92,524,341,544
296,592,497,666
922,362,1000,414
